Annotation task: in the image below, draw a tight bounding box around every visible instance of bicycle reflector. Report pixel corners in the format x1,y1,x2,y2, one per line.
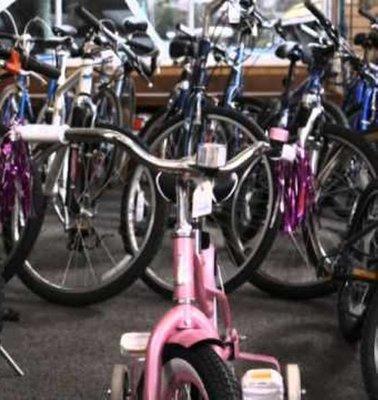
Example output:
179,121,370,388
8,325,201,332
5,50,21,75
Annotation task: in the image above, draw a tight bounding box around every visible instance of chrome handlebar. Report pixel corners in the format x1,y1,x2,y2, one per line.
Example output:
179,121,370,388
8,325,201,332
16,123,270,174
64,127,270,175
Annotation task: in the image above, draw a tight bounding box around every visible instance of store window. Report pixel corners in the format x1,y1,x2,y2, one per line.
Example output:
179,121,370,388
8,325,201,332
1,0,332,64
137,0,331,38
135,0,331,64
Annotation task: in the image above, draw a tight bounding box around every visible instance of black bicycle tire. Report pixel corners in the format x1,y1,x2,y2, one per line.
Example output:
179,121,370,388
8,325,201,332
120,107,169,255
337,180,378,342
2,162,45,282
238,97,349,130
249,125,378,299
16,128,164,306
137,344,241,400
94,87,124,186
361,288,378,400
337,281,365,343
135,106,277,298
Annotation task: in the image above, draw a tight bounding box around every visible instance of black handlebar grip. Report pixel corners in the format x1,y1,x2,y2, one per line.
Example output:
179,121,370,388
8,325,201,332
75,5,102,30
22,55,61,79
353,31,378,48
359,8,377,24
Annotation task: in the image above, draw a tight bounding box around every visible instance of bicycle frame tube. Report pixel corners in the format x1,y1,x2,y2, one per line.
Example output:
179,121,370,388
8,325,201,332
52,53,99,125
223,40,245,107
180,39,212,156
143,182,220,400
17,74,34,122
43,145,68,196
46,79,58,103
142,175,280,399
45,55,97,231
344,72,378,132
361,85,374,131
113,70,125,98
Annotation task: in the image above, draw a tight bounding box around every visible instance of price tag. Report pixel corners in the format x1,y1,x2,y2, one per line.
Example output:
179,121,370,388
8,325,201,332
192,180,213,218
228,0,241,24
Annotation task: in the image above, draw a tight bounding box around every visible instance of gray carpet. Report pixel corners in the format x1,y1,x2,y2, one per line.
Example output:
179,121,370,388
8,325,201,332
0,277,366,400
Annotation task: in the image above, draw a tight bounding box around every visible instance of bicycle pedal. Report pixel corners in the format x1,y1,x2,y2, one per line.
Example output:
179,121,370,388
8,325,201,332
120,332,150,357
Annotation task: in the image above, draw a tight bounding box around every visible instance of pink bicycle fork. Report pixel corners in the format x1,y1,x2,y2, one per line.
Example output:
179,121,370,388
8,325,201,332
143,234,280,400
143,234,220,400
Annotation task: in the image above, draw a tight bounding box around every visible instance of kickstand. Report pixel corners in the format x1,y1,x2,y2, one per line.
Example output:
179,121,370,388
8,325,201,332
0,343,24,376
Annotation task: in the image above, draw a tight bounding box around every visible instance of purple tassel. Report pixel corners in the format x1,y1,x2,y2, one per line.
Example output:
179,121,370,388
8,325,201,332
0,129,32,224
278,146,315,234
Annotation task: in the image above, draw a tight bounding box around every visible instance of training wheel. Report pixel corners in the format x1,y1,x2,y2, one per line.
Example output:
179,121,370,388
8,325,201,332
286,364,302,400
110,364,130,400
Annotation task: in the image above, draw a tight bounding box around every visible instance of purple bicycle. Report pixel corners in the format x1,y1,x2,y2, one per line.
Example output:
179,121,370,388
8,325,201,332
227,1,378,300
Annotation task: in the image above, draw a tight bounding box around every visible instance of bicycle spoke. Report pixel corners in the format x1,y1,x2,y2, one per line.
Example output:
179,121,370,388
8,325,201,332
78,228,100,285
96,233,118,269
61,233,80,286
288,230,312,269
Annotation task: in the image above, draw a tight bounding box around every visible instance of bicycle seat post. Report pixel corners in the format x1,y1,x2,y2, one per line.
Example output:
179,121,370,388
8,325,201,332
173,180,195,304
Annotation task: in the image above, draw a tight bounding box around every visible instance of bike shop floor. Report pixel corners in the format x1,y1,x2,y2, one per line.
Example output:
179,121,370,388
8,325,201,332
0,281,365,399
0,235,366,399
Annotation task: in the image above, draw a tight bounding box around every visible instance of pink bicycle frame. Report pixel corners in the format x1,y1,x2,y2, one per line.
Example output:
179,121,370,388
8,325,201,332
142,182,280,400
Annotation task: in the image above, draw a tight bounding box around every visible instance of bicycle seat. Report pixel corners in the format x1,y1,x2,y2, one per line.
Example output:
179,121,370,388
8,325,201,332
354,31,378,49
128,33,157,56
309,42,335,60
275,42,303,62
240,0,253,8
169,37,197,59
123,19,148,34
52,24,77,37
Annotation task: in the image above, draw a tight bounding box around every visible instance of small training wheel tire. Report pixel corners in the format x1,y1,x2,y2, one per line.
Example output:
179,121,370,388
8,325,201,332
286,364,301,400
110,364,129,400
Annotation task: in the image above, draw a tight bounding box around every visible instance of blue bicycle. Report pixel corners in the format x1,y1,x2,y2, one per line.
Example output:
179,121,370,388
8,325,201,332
342,8,378,133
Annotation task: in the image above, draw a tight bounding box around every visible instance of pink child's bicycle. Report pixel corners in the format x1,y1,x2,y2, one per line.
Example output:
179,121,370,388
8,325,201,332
99,133,303,399
13,121,302,399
